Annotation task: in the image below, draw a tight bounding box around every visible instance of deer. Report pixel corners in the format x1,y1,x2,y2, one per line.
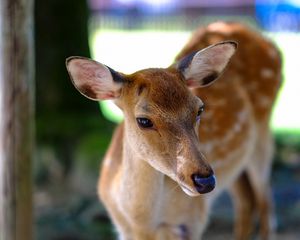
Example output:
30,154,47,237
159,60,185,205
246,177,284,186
66,22,282,240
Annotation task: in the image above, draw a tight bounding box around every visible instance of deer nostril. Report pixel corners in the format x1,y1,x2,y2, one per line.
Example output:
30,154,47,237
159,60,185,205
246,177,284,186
191,173,216,194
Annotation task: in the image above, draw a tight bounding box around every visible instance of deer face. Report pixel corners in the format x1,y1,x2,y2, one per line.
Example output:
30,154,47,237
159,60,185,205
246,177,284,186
66,41,237,196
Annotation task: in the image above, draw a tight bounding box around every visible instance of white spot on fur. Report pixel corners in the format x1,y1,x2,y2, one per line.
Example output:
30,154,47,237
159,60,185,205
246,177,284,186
259,95,271,107
268,48,278,59
261,68,274,78
200,110,248,156
233,122,242,133
207,123,257,195
207,22,233,35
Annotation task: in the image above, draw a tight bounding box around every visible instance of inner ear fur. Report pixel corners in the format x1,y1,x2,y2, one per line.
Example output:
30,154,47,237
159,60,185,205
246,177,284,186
176,41,237,88
66,56,125,101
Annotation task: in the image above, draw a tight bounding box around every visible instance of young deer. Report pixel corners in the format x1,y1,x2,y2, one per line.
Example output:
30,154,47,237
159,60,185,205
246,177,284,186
66,22,281,240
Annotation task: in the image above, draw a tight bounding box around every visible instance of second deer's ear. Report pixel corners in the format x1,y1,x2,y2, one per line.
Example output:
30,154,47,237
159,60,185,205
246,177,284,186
66,57,125,101
176,41,237,88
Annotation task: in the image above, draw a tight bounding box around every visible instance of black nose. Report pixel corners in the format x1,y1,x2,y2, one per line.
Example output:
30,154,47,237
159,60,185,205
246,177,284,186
191,173,216,194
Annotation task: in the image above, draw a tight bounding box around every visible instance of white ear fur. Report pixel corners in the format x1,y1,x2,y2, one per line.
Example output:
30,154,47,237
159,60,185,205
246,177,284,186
66,57,124,100
178,41,237,88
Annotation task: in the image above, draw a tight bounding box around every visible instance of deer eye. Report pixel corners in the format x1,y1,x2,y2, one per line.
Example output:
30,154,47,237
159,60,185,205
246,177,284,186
136,117,154,129
196,105,204,122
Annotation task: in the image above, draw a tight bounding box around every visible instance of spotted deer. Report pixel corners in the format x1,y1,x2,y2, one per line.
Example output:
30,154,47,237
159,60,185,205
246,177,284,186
66,22,281,240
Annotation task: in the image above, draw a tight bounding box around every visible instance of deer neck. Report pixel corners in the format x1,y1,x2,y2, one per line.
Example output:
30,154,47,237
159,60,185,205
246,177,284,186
122,132,165,194
119,126,165,221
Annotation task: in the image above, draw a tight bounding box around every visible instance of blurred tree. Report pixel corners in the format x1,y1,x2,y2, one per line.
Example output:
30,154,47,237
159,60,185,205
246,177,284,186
1,0,34,239
35,0,106,178
35,0,94,115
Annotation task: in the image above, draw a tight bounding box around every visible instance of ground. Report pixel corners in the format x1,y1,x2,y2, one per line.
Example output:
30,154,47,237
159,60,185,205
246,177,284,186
35,164,300,240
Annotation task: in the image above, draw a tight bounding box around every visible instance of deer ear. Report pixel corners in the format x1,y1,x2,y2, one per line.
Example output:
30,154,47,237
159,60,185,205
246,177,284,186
177,41,237,88
66,57,125,100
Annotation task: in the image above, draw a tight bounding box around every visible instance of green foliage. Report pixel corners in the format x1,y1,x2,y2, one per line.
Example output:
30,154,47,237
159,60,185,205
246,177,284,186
274,130,300,167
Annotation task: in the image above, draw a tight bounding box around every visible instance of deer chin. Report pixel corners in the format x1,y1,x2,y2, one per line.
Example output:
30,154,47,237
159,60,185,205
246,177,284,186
179,184,200,197
166,174,200,197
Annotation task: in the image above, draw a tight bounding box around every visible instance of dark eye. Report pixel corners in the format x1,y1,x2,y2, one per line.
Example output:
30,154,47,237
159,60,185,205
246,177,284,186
196,105,204,122
136,117,154,129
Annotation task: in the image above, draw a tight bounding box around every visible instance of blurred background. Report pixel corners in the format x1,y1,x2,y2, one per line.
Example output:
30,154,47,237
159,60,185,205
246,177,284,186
34,0,300,239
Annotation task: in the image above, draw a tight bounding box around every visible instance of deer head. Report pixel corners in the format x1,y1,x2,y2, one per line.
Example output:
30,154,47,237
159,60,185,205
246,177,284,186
66,41,237,196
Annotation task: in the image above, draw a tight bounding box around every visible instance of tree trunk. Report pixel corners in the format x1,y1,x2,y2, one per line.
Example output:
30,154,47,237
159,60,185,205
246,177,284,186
0,0,34,239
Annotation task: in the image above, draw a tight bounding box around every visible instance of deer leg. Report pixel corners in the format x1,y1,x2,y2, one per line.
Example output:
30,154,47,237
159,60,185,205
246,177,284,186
246,132,276,240
230,171,256,240
246,169,275,240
